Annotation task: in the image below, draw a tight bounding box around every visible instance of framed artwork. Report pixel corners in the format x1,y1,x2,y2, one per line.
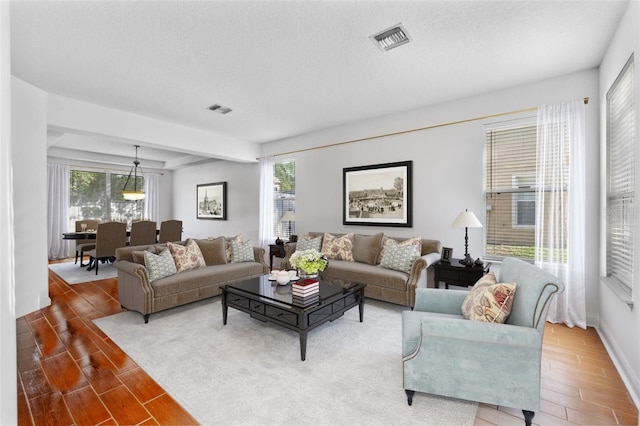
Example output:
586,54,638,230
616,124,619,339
441,247,453,263
343,161,412,227
197,182,227,220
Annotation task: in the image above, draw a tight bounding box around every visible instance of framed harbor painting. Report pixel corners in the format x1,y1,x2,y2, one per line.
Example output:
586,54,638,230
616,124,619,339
343,161,412,227
197,182,227,220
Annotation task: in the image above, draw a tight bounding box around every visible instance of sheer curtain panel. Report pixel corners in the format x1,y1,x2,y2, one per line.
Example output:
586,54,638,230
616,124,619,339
259,156,275,249
143,172,160,221
48,163,71,259
535,100,586,328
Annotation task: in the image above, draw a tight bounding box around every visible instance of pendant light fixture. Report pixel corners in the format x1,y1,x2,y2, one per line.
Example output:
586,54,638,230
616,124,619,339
122,145,145,201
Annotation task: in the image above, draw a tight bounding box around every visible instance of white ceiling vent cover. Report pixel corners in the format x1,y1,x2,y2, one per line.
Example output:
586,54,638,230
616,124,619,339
370,24,410,52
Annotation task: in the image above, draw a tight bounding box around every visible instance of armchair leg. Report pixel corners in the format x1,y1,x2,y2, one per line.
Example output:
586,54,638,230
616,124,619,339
405,389,415,406
522,410,535,426
143,314,150,324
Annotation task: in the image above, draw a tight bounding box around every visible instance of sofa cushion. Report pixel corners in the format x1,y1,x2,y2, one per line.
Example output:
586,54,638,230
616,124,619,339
296,235,322,252
132,246,156,265
352,233,383,265
321,232,354,261
167,239,206,272
461,272,517,324
378,240,419,273
225,235,243,262
198,237,227,265
321,259,409,292
378,236,421,265
231,240,254,263
144,248,177,282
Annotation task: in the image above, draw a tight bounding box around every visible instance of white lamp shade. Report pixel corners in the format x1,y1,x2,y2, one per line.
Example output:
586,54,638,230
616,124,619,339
452,210,483,228
281,211,296,222
123,190,145,201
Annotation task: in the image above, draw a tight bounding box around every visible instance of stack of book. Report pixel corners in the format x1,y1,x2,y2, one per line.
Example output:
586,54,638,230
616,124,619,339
292,279,320,307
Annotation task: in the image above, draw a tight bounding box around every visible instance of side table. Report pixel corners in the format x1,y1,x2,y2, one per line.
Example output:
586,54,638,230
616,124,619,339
268,244,286,271
433,259,491,289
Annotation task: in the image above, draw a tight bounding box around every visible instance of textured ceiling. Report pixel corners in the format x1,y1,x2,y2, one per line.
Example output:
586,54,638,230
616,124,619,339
10,0,629,168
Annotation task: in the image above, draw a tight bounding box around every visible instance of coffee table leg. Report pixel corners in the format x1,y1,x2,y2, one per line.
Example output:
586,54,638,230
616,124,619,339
299,330,307,361
358,290,365,322
222,289,228,325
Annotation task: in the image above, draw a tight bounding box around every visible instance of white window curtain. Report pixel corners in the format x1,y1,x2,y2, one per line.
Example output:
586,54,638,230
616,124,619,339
535,100,586,328
259,155,275,249
47,163,71,260
143,172,160,221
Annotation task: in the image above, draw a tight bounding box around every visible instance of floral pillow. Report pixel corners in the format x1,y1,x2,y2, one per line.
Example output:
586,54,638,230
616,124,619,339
167,239,206,273
377,236,421,265
321,233,354,261
144,248,177,282
461,272,517,324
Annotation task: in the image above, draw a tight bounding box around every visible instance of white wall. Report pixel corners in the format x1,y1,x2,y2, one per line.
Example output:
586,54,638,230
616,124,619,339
598,0,640,406
0,2,17,423
172,160,260,243
12,77,50,317
262,69,600,318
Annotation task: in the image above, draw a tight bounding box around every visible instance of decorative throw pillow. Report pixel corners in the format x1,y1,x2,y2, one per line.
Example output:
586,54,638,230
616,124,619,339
231,240,254,263
352,233,384,265
378,240,419,273
377,236,421,265
144,248,177,282
167,239,206,273
321,233,354,261
296,235,322,252
225,235,243,262
132,246,156,265
461,273,517,324
199,237,227,265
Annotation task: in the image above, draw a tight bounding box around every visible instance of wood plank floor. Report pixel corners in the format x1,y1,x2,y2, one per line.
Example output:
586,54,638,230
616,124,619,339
16,260,638,425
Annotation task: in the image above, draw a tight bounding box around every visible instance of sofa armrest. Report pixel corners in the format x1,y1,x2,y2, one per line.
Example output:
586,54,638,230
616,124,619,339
414,288,468,314
252,246,270,274
114,259,155,315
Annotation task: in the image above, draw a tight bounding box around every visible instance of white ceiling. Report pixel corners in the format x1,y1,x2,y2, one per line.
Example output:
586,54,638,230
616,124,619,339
10,0,629,169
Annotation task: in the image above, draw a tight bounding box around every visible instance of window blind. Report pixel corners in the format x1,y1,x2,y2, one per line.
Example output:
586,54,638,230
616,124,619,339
606,55,635,291
483,124,538,260
274,160,296,240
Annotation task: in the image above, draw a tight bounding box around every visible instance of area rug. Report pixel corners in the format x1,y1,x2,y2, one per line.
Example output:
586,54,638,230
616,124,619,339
49,260,118,284
94,298,478,425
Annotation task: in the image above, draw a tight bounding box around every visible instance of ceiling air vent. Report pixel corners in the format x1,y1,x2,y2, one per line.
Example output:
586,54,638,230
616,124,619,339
370,24,410,52
207,104,232,114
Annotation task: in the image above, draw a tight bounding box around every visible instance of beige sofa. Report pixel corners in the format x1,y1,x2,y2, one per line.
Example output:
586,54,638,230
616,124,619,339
114,239,269,323
282,232,441,307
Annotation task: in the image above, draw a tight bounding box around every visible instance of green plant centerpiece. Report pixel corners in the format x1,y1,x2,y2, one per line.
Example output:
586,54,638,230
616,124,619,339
289,249,328,278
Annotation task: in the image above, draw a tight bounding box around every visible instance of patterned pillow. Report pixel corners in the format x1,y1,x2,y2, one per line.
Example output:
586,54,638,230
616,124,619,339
461,272,517,324
231,240,254,263
225,235,243,262
321,233,354,261
144,248,177,282
167,239,206,273
377,236,421,265
296,235,322,252
378,240,419,273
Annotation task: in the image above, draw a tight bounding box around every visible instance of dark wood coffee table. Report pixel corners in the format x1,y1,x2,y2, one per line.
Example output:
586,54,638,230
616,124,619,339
222,276,366,361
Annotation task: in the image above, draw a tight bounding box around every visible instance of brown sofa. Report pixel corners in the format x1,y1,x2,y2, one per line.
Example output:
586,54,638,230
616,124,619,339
114,239,269,323
282,232,441,307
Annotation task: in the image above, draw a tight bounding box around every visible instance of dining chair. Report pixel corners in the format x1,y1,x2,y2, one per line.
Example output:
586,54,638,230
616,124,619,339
74,219,100,267
158,220,183,243
87,221,127,275
129,220,158,246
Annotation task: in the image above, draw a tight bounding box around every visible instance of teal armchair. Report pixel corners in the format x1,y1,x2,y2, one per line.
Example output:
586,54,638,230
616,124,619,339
402,257,564,425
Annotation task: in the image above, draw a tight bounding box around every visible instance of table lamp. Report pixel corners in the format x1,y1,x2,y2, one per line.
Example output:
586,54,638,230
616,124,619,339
452,209,483,266
281,211,297,242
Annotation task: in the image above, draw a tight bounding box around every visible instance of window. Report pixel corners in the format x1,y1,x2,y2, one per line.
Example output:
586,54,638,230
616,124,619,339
69,169,144,228
274,160,295,240
606,55,635,293
483,121,570,261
